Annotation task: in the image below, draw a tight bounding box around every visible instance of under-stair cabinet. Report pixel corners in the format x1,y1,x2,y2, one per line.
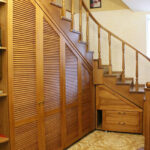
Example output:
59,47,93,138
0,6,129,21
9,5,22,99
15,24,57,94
0,0,95,150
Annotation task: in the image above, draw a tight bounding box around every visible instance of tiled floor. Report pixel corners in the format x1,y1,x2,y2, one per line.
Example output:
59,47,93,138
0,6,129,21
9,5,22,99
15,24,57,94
68,130,144,150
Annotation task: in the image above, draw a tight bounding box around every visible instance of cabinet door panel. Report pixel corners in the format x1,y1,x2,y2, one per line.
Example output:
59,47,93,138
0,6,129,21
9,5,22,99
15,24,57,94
65,45,79,145
43,19,62,150
12,0,39,149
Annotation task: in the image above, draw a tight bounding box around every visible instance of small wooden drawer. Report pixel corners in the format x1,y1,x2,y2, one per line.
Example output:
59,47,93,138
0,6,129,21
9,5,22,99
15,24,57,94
102,110,142,133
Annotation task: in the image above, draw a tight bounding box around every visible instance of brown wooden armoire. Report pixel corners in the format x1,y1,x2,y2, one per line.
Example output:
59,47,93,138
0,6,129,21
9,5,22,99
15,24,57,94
0,0,95,150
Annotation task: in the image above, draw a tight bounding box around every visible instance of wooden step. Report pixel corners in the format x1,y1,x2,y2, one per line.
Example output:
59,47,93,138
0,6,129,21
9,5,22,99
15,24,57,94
71,30,80,34
130,85,145,93
116,78,133,85
50,2,62,8
61,16,72,22
79,41,87,45
50,2,71,12
104,72,122,78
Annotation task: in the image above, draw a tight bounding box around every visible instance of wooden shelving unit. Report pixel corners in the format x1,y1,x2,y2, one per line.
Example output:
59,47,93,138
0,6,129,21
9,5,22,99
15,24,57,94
0,47,6,50
0,93,7,97
0,137,9,144
0,0,9,149
0,0,6,4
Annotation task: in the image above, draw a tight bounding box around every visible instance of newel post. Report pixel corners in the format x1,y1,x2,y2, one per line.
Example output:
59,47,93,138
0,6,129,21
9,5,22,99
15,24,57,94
144,82,150,150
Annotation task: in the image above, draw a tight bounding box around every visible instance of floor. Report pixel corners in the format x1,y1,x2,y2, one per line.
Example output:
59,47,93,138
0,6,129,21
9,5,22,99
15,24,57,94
68,130,144,150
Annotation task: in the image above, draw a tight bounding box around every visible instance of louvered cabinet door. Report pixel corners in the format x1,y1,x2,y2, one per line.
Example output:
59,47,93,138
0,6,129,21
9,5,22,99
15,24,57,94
12,0,40,149
43,19,62,150
81,65,94,135
65,45,79,146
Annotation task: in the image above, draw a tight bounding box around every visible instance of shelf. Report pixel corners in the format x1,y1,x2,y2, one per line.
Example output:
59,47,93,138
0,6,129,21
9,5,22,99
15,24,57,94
0,93,7,97
0,47,7,50
0,0,6,4
0,137,9,144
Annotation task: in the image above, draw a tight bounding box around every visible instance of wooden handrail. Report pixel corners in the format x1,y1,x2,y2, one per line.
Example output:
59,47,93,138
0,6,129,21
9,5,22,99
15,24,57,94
82,1,150,62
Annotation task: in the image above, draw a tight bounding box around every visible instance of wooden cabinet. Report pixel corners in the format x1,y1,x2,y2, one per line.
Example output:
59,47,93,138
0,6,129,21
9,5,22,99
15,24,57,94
3,0,95,150
0,0,10,150
102,110,142,133
96,85,143,133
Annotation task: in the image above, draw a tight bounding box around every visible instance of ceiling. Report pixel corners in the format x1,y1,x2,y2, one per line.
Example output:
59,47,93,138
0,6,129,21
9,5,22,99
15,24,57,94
122,0,150,12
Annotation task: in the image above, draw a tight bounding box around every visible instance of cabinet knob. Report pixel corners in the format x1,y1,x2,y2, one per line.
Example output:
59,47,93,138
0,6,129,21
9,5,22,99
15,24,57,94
118,112,126,115
38,101,44,105
119,122,126,125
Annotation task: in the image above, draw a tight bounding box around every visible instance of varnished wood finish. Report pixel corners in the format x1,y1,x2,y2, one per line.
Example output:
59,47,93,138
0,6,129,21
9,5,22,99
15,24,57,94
86,12,89,52
61,0,66,17
102,110,142,133
144,83,150,150
0,137,9,144
71,0,74,31
122,42,125,82
136,51,139,90
5,0,95,150
79,0,82,41
108,33,112,75
0,0,10,150
98,26,101,68
96,85,143,133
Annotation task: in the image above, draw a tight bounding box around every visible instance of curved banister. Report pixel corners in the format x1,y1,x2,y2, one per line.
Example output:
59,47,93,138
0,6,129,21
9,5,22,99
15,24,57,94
82,1,150,62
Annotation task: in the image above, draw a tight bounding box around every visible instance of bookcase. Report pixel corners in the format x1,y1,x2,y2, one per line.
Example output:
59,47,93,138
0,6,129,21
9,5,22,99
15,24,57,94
0,0,9,150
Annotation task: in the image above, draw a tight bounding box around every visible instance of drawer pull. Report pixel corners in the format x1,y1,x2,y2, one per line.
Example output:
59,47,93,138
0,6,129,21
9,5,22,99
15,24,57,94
118,112,126,115
119,122,126,125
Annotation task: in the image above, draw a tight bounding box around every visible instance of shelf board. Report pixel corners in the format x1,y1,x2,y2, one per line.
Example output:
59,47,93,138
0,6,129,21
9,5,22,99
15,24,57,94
0,0,6,4
0,47,7,50
0,137,9,144
0,93,7,97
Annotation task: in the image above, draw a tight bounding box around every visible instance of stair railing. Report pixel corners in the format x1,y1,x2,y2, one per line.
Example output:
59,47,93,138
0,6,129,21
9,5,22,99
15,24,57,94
81,1,150,84
61,0,150,85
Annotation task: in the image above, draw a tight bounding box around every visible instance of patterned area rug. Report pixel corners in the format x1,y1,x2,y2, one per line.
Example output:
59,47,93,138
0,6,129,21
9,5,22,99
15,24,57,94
68,130,144,150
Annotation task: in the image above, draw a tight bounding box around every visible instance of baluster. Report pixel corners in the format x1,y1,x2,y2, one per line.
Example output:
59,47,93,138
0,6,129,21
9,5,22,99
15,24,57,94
122,42,125,82
108,33,112,74
71,0,74,31
79,0,82,41
61,0,66,17
86,12,89,51
136,51,139,90
98,25,102,68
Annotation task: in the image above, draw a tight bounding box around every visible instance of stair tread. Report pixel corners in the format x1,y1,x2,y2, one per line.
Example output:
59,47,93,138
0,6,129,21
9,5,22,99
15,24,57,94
104,72,122,77
79,41,87,45
50,2,62,8
116,78,133,85
61,16,72,22
71,30,80,34
50,2,71,12
130,85,145,93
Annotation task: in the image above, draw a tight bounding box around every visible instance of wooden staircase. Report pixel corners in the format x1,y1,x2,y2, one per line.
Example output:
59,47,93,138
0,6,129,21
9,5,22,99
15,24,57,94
38,0,150,148
47,0,148,107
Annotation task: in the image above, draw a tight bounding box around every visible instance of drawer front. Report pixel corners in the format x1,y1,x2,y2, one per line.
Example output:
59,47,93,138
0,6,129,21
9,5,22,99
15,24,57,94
102,110,142,133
